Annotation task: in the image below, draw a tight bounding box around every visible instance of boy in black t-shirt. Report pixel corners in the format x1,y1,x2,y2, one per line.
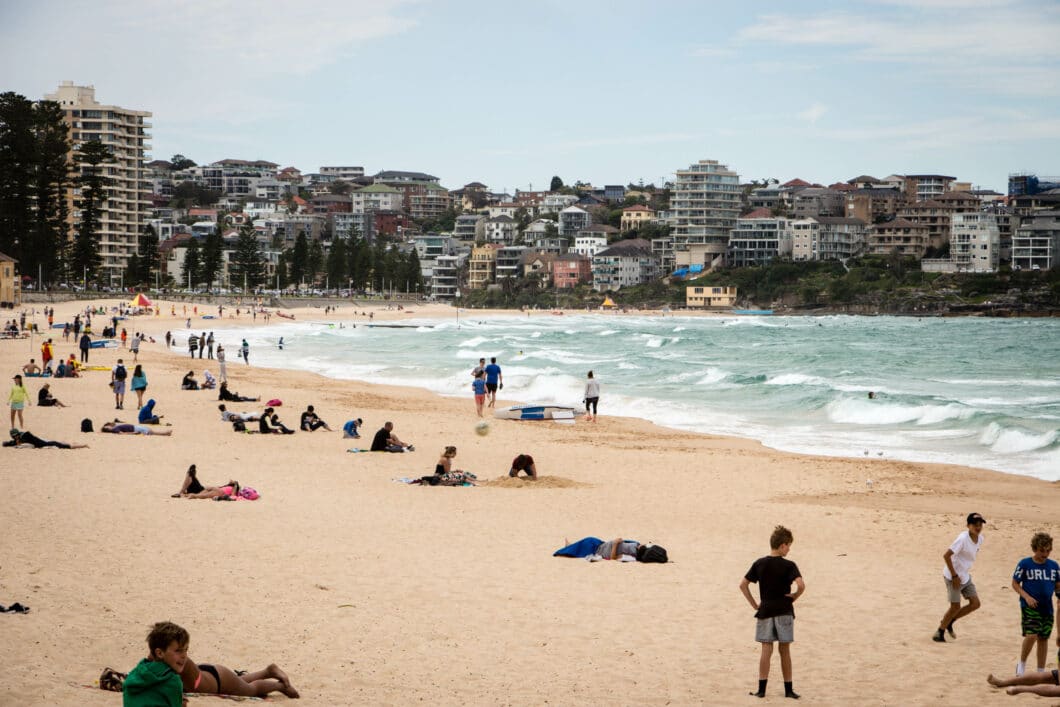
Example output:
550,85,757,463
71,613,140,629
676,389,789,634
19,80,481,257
739,525,805,700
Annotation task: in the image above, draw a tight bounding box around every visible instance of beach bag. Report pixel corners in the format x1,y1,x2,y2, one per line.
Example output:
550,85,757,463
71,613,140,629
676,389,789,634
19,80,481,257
232,420,246,432
81,418,93,433
113,364,127,381
239,486,260,500
637,544,668,563
267,398,282,407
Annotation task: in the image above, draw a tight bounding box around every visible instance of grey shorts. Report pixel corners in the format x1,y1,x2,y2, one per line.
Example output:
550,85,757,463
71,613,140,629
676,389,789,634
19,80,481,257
112,381,126,395
755,615,794,643
945,578,977,604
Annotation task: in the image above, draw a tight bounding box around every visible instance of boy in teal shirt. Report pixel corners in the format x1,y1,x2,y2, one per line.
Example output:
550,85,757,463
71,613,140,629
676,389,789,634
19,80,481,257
123,622,186,707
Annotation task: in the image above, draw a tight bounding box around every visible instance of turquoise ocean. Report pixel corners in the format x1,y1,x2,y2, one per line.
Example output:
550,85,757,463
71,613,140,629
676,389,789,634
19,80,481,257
227,314,1060,481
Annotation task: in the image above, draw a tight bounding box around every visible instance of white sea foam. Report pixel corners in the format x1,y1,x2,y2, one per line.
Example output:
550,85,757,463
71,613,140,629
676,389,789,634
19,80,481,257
980,424,1057,453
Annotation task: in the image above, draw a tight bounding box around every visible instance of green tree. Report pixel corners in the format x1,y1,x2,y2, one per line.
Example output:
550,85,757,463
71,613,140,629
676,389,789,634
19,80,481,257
402,247,423,292
182,238,202,288
71,140,113,280
289,230,309,286
346,235,371,289
138,224,160,285
124,253,141,286
230,222,267,289
200,228,224,289
0,93,36,271
29,100,72,284
275,252,289,289
307,238,324,284
328,180,353,195
326,235,347,286
550,176,564,191
169,154,196,171
171,180,220,208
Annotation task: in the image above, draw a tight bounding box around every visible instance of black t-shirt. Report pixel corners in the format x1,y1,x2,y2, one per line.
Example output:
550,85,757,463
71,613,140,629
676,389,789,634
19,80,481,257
744,555,802,619
371,428,392,451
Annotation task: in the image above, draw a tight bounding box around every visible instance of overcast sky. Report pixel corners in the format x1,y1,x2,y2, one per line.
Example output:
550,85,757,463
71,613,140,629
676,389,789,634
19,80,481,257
2,0,1058,192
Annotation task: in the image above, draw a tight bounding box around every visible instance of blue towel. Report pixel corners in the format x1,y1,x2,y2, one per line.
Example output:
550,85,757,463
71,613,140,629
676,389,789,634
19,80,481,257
553,536,604,558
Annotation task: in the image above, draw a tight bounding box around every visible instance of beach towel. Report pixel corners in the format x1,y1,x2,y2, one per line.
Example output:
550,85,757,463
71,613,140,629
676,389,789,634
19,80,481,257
553,537,604,558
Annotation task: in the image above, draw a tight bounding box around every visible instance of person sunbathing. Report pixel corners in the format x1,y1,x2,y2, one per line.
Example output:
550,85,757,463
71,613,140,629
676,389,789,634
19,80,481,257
36,384,66,407
172,464,206,497
218,381,259,402
22,359,42,375
182,480,241,500
4,427,87,449
181,371,199,390
101,421,173,436
218,404,261,422
988,671,1060,697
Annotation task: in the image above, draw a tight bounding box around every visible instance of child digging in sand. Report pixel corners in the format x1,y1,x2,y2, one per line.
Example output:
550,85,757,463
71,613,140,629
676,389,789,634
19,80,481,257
739,525,805,700
124,621,299,703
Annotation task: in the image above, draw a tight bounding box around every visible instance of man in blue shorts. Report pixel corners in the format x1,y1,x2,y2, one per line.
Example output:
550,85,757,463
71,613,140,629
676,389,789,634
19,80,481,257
484,357,503,408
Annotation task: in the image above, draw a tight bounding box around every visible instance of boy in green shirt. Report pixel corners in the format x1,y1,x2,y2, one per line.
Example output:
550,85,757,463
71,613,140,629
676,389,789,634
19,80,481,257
123,622,187,707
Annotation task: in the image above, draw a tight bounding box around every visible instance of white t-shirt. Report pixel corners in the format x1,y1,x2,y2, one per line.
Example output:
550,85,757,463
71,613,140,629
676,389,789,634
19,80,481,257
943,530,983,583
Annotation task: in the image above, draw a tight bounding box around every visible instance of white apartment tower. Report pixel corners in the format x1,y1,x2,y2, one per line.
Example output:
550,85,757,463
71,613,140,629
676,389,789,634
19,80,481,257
669,159,740,271
44,82,152,283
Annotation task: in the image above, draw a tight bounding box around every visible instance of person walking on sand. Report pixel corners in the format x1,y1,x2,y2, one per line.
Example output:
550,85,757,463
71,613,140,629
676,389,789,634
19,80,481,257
739,524,805,700
130,364,148,408
472,370,487,417
1010,532,1060,676
934,512,986,643
9,374,29,427
216,344,227,382
485,356,503,408
584,370,600,422
79,332,92,362
130,331,140,361
112,358,129,410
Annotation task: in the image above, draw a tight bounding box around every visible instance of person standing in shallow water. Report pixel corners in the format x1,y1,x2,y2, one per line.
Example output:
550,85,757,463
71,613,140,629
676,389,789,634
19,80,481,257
241,339,250,365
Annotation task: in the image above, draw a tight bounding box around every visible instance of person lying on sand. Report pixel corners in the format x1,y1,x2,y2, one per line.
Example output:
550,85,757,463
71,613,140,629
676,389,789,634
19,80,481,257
3,427,87,449
124,621,299,703
101,421,173,436
988,670,1060,697
182,480,241,500
218,381,259,403
218,404,261,423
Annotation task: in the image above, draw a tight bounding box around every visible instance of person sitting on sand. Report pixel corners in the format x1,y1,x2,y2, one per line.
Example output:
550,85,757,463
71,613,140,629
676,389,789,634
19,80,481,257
370,421,413,452
202,370,217,390
424,445,477,485
101,421,173,436
36,383,66,408
22,359,42,376
4,427,87,449
342,417,363,439
508,453,538,479
137,399,164,425
124,621,299,702
218,404,260,423
300,405,332,432
218,381,259,402
987,671,1060,697
258,408,294,435
64,354,81,377
181,371,199,390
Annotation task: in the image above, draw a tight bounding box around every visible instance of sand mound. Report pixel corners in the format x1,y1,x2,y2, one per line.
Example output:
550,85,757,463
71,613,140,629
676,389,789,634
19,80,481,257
482,475,588,488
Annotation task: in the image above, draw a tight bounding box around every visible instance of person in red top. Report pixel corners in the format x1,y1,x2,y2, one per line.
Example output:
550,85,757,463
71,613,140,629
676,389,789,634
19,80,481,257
40,339,54,370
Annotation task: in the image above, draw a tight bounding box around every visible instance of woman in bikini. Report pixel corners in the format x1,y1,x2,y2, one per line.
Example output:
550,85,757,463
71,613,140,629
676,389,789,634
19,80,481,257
181,480,241,499
178,656,299,699
430,446,477,486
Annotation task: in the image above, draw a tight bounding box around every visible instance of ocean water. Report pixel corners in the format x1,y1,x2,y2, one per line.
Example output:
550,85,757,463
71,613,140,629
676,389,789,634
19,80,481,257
226,313,1060,481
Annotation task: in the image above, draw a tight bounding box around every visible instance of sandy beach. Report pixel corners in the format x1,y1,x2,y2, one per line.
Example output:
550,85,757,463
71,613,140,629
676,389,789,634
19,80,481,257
1,298,1057,706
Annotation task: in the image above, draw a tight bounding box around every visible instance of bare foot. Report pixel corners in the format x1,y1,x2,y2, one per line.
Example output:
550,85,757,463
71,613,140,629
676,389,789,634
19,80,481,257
266,664,292,691
987,674,1003,687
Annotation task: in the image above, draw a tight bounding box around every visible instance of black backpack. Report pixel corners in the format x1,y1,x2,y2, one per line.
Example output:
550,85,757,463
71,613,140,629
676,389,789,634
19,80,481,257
637,544,668,563
81,418,93,433
232,420,246,432
114,364,127,381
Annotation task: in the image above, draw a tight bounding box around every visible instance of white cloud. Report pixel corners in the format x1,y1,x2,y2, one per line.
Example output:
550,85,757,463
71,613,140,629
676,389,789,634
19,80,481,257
797,103,827,124
484,132,704,157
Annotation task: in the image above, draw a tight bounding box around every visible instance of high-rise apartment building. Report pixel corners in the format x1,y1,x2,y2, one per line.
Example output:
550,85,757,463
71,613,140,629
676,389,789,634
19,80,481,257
669,159,740,271
45,82,151,282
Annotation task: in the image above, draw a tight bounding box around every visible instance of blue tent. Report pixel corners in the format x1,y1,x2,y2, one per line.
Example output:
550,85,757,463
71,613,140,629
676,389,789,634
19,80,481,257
671,268,688,277
688,264,704,274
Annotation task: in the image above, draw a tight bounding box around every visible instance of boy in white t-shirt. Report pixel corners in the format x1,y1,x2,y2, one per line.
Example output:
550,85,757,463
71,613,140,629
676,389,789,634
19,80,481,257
934,512,986,642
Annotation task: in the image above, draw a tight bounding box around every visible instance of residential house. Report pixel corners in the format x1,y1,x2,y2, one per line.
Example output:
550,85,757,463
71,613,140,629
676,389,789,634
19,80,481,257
902,174,956,203
591,238,658,292
496,246,528,281
541,193,578,214
923,212,1000,272
792,188,846,219
454,213,486,242
522,252,556,287
468,244,500,290
621,204,656,232
319,166,365,181
484,215,518,244
572,234,607,258
1012,210,1060,271
311,193,352,217
372,170,450,220
846,189,901,223
728,209,793,267
558,206,592,237
552,253,592,289
790,219,820,261
816,217,868,260
351,183,404,214
603,185,626,202
487,203,520,219
866,218,930,257
686,285,737,308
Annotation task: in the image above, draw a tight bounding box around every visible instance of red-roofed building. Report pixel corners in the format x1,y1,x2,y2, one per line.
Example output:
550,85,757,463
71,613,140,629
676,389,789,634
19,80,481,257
782,178,812,189
620,203,656,231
